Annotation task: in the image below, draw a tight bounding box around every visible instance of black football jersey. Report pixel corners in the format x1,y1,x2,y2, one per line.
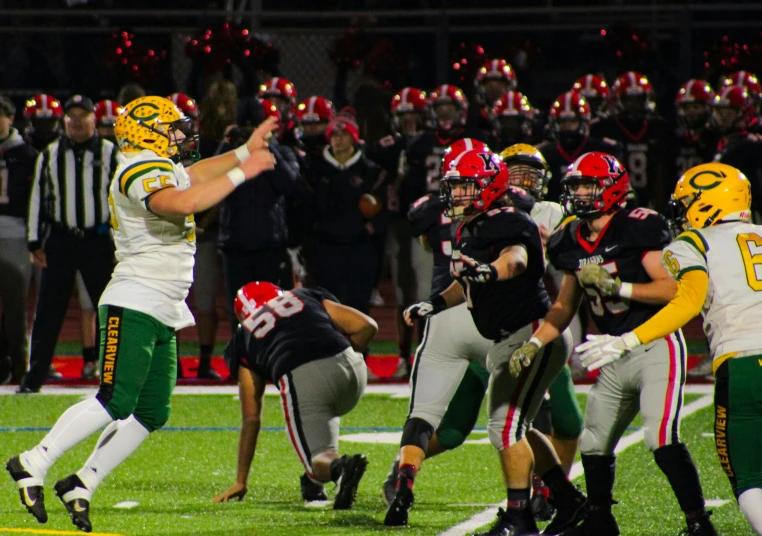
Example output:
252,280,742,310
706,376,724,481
675,129,717,181
714,134,762,212
453,207,550,340
546,207,671,336
591,115,673,209
0,130,38,219
224,288,351,382
408,193,454,295
536,137,624,204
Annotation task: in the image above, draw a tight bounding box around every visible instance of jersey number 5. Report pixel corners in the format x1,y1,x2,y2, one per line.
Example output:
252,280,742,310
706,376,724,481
242,292,305,338
737,233,762,291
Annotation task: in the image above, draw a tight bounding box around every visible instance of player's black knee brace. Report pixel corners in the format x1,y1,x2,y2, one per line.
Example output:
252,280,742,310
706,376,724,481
654,443,706,514
401,417,435,452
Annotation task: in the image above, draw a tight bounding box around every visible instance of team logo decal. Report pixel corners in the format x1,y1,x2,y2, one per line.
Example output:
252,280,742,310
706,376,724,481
688,169,725,190
128,102,160,122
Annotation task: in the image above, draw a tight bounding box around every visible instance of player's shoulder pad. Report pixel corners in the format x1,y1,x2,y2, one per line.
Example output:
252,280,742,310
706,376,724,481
672,229,709,260
546,217,579,270
117,156,175,196
479,206,537,239
408,193,443,234
620,207,671,250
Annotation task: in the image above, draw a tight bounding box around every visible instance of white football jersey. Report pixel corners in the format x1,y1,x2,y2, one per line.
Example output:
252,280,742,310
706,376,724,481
662,222,762,363
99,150,196,329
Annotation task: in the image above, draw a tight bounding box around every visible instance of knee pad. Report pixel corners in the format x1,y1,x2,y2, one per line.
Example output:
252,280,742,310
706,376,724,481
401,417,435,451
436,427,467,450
133,405,171,433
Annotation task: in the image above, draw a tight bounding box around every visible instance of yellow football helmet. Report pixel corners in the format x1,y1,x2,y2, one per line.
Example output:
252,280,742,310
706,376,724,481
115,96,198,162
500,143,549,200
671,162,751,230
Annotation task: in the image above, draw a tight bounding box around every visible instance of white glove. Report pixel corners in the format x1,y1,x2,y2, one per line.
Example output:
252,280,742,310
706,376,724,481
575,332,641,371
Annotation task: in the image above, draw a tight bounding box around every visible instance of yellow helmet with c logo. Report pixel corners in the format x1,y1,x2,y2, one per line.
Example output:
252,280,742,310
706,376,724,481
671,162,751,230
115,96,197,162
500,143,549,200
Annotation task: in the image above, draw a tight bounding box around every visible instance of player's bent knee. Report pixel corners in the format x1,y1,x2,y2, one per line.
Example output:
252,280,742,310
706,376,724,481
401,417,435,451
100,395,138,421
579,428,611,456
133,406,171,433
436,427,467,450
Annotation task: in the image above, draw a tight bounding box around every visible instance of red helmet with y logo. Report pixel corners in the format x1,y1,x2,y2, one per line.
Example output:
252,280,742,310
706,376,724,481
561,152,630,218
440,149,508,219
234,281,283,323
441,138,491,175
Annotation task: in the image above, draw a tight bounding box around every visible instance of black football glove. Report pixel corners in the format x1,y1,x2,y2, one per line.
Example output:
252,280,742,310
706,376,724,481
455,254,498,284
403,295,447,323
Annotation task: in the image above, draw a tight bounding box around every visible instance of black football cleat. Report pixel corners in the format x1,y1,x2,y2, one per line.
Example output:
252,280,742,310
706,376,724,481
475,507,540,536
558,505,620,536
54,474,93,533
542,488,589,535
333,454,368,510
6,456,47,523
300,473,327,502
382,457,400,506
383,478,414,526
531,491,555,522
681,511,718,536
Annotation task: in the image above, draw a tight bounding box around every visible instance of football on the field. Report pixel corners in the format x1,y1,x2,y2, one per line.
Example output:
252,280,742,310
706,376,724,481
359,193,382,219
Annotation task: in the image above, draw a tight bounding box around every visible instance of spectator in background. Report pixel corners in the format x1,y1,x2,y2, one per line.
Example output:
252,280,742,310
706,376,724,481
306,111,388,315
116,83,145,106
20,95,118,393
199,80,238,159
217,102,301,329
0,95,38,383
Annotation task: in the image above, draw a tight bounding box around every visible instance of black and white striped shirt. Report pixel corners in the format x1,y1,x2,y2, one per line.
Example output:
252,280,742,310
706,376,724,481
27,135,118,249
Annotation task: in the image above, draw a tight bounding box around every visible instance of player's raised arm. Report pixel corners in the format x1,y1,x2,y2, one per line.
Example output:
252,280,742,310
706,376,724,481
148,148,275,217
187,116,279,184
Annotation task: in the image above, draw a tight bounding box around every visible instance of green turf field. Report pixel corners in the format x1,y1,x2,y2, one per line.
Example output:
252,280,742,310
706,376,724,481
0,390,752,536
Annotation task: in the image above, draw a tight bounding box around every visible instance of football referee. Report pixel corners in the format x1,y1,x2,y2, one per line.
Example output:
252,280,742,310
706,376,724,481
19,95,119,393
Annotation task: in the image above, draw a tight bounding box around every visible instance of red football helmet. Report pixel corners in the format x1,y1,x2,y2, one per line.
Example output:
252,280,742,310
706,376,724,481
720,71,761,97
550,91,591,148
441,138,491,175
296,96,335,124
258,77,298,119
572,74,610,117
675,80,715,130
493,90,532,143
391,87,429,133
24,94,63,119
234,281,283,323
611,71,654,116
260,98,282,122
475,59,517,103
440,149,508,219
429,84,468,131
168,93,199,118
561,152,630,218
93,100,123,127
712,85,756,135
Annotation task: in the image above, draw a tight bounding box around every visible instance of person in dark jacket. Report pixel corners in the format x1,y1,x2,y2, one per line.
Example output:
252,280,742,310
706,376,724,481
217,124,301,329
307,113,388,315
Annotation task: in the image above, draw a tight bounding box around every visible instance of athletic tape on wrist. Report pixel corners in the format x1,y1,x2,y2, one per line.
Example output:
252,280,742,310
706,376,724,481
227,167,246,187
619,282,633,299
529,336,543,349
234,144,250,163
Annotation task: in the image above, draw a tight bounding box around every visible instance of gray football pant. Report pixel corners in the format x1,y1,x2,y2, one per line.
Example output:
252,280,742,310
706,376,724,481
277,347,367,480
580,330,687,454
486,322,573,451
0,237,33,363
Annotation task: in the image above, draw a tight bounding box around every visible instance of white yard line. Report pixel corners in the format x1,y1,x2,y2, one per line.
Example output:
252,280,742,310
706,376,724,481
438,394,714,536
0,383,716,397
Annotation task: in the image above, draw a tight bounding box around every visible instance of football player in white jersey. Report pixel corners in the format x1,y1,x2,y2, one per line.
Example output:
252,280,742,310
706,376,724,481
576,162,762,535
6,96,277,532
